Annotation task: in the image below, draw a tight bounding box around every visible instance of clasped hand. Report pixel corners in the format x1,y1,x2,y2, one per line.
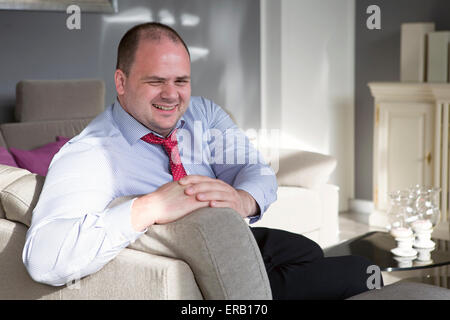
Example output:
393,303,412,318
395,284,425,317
131,175,257,231
179,175,254,218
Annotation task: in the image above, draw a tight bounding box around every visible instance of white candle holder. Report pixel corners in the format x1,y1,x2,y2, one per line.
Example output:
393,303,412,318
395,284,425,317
390,227,417,257
393,256,415,268
415,248,434,265
411,219,435,249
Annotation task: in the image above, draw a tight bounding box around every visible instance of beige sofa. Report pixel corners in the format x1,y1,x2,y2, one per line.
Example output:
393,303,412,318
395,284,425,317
0,165,271,299
0,79,340,299
2,79,450,300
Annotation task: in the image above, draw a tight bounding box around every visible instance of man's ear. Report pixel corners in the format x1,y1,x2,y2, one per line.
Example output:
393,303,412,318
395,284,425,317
114,69,127,95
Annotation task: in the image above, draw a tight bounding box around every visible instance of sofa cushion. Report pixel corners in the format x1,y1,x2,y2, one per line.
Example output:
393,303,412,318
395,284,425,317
15,79,105,122
275,149,337,188
0,172,44,227
0,118,90,150
0,147,18,168
9,139,68,176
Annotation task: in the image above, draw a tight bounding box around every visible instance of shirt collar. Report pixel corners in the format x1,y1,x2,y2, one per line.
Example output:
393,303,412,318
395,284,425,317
112,98,185,145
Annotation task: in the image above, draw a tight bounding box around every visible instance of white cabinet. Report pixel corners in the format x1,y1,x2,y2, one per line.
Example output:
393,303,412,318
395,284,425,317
368,83,450,231
375,101,434,210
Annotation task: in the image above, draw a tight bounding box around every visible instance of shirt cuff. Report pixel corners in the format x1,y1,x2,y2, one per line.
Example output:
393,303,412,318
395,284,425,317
102,197,147,246
235,183,265,224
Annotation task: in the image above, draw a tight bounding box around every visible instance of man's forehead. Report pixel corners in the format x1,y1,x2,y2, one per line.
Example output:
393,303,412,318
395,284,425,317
140,75,190,80
136,35,188,56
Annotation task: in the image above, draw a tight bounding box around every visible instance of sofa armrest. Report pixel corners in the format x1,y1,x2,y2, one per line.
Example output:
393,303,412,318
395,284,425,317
128,206,272,300
274,148,337,189
0,218,201,300
0,165,32,220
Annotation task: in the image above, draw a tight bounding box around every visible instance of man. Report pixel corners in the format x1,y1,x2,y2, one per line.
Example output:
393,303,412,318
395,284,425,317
23,22,377,299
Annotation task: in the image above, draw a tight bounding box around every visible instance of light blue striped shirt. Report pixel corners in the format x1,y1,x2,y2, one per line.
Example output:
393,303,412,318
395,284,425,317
22,97,277,286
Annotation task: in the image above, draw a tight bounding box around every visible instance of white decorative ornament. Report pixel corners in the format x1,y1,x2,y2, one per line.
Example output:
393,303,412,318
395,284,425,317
412,219,435,249
390,227,417,257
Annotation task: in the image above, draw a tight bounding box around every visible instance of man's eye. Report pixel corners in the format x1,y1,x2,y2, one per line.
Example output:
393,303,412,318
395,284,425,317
176,80,189,85
147,81,163,85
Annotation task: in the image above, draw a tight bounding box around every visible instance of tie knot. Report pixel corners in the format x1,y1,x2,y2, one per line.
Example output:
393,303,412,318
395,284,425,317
141,130,178,149
141,129,182,160
140,129,187,181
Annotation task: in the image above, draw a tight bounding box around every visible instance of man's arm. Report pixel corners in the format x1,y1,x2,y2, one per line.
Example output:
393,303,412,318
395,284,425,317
23,142,207,286
182,98,278,222
22,143,145,286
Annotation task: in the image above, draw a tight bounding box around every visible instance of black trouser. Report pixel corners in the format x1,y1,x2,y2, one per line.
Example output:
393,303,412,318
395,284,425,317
250,227,383,300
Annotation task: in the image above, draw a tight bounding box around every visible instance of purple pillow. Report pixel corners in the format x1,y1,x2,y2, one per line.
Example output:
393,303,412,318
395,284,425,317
9,139,69,176
0,146,18,167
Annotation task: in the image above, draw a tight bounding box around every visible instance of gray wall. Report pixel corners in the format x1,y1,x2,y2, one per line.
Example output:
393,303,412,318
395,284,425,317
0,0,260,130
355,0,450,201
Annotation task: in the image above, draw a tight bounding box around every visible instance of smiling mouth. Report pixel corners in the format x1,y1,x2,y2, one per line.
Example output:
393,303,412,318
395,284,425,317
153,103,177,111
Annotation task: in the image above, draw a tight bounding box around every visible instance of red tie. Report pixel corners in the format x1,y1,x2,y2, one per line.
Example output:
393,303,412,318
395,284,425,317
141,129,187,181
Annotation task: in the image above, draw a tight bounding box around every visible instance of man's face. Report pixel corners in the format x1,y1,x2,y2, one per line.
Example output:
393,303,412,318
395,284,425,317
115,38,191,137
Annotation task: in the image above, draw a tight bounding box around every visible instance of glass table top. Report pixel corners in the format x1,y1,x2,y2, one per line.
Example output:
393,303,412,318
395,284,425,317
323,231,450,272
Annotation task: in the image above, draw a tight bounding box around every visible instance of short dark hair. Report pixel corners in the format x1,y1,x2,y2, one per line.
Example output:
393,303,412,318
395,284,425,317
116,22,190,75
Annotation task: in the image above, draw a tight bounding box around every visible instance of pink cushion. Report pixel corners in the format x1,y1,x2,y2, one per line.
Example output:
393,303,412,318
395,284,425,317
0,146,18,167
9,137,70,176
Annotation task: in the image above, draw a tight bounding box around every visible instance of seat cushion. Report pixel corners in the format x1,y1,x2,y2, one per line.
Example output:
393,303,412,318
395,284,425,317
348,281,450,300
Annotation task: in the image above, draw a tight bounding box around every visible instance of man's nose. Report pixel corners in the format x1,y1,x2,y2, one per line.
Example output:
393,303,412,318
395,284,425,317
160,84,178,100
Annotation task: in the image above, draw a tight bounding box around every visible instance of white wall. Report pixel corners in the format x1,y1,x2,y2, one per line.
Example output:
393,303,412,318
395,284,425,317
261,0,355,211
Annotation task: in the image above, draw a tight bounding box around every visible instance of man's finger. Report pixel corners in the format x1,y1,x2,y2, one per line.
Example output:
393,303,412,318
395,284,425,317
196,191,231,202
185,181,230,195
210,200,234,209
178,175,215,185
